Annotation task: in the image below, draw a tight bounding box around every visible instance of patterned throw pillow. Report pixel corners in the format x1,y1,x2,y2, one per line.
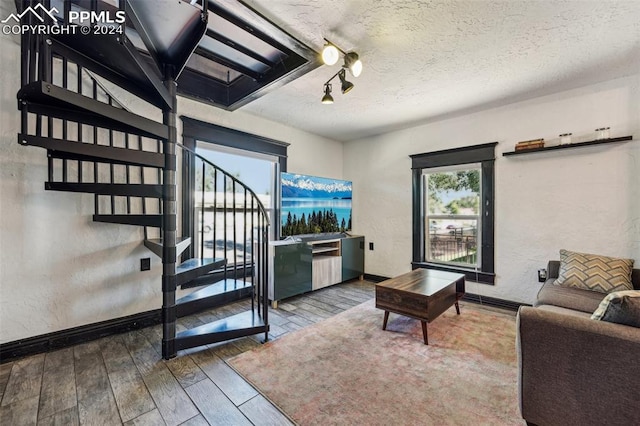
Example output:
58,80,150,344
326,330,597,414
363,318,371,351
591,290,640,328
553,249,634,294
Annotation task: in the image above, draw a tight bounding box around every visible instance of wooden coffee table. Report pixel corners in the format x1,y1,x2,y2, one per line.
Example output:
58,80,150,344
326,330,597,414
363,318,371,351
375,269,465,344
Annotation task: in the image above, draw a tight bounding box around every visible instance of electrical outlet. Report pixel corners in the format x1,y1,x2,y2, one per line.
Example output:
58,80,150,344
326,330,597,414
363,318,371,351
141,258,151,271
537,268,547,282
369,242,374,250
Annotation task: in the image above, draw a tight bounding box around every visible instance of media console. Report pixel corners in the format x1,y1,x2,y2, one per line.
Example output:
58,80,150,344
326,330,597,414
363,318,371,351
267,233,365,308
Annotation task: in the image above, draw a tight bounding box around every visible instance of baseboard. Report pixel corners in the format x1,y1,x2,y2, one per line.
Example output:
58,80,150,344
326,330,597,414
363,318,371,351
0,309,161,364
462,293,529,312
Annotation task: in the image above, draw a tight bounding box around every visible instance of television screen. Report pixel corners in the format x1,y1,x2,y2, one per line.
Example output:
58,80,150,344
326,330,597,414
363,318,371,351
281,172,352,236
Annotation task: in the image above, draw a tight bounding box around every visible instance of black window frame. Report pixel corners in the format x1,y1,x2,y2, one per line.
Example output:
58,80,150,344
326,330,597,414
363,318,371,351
180,116,289,259
410,142,497,284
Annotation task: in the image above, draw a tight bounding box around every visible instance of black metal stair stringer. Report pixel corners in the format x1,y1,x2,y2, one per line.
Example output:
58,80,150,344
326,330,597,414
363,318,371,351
175,258,227,287
45,182,163,198
18,81,169,140
19,134,165,168
93,214,162,227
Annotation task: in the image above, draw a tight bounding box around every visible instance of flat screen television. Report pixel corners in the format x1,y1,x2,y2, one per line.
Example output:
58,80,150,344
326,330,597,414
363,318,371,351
280,172,352,237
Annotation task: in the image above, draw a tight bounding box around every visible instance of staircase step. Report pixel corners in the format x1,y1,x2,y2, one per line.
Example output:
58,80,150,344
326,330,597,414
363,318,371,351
20,134,164,168
18,81,168,140
126,0,208,80
181,264,254,289
175,310,268,351
50,33,172,109
93,214,162,227
177,279,252,317
144,237,191,259
176,258,227,287
46,182,162,198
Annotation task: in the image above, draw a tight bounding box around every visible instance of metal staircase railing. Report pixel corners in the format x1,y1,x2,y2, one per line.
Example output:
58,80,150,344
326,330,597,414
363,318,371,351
15,0,270,360
173,143,271,351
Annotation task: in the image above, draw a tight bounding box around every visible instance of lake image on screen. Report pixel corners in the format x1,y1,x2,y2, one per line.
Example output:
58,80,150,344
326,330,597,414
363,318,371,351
281,173,352,236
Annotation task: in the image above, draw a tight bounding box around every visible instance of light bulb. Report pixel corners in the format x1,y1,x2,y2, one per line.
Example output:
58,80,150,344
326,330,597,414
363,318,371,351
349,59,362,77
321,44,339,66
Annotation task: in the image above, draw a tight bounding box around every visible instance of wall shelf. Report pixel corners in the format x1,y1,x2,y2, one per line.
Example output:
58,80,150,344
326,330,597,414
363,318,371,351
503,136,633,157
313,246,341,255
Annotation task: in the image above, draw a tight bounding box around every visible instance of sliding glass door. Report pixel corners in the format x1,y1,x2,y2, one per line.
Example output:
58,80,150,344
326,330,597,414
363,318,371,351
193,142,278,264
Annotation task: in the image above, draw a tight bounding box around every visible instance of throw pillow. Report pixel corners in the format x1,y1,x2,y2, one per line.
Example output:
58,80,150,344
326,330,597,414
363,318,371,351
591,290,640,328
553,249,634,294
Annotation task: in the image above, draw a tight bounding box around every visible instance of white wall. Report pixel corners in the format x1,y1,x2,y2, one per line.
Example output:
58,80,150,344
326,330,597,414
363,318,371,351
177,97,343,178
0,30,342,343
345,74,640,303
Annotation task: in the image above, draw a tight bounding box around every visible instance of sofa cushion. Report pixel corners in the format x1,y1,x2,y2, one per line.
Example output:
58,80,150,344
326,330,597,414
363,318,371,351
553,249,634,294
535,281,605,314
591,290,640,328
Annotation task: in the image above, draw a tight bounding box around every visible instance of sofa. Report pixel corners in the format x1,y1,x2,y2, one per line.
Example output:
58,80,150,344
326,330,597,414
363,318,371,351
516,259,640,426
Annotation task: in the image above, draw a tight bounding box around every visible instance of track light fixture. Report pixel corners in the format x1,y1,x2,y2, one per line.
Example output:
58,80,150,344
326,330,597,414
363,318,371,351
320,38,362,103
321,84,334,104
343,52,362,78
338,69,354,94
320,69,354,103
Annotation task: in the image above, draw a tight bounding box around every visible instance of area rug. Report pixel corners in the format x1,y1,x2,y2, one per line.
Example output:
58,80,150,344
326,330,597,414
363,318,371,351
228,300,523,425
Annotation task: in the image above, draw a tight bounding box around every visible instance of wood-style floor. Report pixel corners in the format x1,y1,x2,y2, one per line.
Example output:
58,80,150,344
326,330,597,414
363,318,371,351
0,280,376,426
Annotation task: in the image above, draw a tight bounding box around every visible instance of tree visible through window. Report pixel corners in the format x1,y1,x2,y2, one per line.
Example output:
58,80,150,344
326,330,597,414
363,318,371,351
424,167,480,267
411,142,495,284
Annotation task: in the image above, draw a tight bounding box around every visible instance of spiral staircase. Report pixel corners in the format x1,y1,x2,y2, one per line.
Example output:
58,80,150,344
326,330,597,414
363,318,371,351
14,0,274,359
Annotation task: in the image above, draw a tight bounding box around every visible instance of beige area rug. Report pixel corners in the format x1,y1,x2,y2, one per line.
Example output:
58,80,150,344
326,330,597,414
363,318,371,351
228,300,524,425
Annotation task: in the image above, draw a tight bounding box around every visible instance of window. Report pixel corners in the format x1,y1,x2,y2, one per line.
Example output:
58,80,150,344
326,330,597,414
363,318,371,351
194,143,278,262
424,165,480,268
181,117,289,262
411,143,496,284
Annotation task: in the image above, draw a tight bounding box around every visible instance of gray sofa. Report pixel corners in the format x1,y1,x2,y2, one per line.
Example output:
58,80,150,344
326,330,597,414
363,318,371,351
516,261,640,426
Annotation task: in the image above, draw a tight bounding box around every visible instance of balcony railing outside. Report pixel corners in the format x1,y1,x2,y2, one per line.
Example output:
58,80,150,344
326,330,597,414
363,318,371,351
427,220,478,265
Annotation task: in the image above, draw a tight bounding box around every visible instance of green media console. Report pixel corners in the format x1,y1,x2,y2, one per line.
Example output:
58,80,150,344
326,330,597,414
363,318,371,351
268,234,365,308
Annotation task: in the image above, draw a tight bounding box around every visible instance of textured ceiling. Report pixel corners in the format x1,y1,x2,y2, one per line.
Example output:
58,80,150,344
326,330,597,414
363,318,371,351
238,0,640,142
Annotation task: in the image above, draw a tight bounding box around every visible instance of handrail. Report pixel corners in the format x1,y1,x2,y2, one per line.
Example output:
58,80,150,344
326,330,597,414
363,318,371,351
175,141,271,226
76,70,271,254
174,140,270,338
78,71,270,227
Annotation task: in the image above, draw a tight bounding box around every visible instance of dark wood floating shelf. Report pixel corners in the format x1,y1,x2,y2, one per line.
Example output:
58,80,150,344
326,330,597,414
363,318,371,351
503,136,634,156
